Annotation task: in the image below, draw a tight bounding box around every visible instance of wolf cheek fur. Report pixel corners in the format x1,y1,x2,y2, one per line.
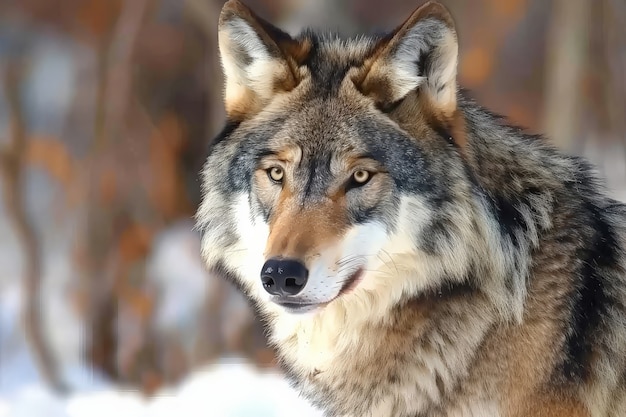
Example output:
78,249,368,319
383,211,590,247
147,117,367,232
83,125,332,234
196,1,626,416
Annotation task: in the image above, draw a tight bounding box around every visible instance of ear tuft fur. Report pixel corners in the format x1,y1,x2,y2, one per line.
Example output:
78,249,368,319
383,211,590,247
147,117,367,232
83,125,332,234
218,0,306,119
356,1,459,117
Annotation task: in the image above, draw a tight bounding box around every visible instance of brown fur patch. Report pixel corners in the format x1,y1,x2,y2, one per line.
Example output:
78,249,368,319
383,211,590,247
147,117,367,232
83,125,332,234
450,107,468,149
224,84,267,121
420,92,468,150
517,395,590,417
274,146,302,165
415,89,467,153
380,89,468,152
265,192,348,262
282,36,312,67
343,155,384,174
223,61,296,121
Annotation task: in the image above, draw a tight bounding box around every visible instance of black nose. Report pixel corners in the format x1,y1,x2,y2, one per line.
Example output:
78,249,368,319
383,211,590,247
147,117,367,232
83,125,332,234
260,258,308,296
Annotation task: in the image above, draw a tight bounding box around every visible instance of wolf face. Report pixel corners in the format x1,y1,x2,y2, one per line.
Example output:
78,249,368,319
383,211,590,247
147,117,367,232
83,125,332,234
196,0,501,323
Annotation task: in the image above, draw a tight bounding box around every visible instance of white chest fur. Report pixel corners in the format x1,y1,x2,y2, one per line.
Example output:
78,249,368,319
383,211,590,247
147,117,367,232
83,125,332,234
269,300,496,417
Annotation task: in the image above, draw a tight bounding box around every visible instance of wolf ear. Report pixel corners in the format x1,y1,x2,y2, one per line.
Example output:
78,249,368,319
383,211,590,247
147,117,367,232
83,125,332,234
356,1,458,116
218,0,307,119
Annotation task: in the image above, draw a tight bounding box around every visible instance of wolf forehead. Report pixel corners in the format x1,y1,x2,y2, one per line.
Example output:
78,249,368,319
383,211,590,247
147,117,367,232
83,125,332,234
287,32,382,97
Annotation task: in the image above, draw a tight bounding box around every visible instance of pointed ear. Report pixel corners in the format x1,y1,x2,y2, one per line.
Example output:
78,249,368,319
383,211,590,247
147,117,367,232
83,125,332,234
218,0,309,119
356,1,458,116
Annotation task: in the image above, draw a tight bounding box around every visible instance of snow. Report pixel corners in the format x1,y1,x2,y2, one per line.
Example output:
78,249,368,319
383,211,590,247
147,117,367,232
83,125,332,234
0,323,322,417
146,221,209,334
0,221,321,417
1,359,321,417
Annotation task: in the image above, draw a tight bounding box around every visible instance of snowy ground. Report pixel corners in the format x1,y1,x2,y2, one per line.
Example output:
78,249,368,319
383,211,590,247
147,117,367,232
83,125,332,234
0,219,322,417
0,356,322,417
0,284,322,417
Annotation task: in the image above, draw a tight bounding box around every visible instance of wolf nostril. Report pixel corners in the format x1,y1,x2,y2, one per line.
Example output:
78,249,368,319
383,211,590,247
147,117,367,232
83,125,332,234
260,258,308,296
261,276,276,291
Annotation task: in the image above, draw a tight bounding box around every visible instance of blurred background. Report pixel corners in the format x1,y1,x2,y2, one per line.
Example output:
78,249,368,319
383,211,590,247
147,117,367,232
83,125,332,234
0,0,624,416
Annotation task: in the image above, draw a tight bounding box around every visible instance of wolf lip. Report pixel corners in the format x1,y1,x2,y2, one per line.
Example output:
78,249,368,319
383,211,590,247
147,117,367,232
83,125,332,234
274,301,315,308
272,300,318,313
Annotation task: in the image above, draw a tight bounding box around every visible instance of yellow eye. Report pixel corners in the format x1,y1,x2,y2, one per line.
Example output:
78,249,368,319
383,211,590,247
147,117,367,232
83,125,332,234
353,170,370,184
268,166,284,183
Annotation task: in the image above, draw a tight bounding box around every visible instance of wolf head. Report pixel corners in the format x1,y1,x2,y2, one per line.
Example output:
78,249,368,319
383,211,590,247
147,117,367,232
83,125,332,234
197,1,518,324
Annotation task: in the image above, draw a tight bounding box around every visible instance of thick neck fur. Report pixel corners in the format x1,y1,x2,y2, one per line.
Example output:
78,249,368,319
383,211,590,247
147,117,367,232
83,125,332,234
270,273,498,416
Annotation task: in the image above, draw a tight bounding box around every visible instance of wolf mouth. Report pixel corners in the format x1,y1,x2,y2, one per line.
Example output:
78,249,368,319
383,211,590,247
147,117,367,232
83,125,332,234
337,267,364,296
271,267,365,313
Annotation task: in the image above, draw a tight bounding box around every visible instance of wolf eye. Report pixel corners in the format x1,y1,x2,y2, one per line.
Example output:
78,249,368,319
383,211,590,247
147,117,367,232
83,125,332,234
267,166,284,183
346,170,373,191
352,170,371,185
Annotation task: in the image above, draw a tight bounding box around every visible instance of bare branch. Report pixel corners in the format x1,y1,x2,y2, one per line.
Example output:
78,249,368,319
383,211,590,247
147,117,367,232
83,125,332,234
83,0,154,382
94,0,154,151
183,0,226,137
0,59,67,393
542,0,590,152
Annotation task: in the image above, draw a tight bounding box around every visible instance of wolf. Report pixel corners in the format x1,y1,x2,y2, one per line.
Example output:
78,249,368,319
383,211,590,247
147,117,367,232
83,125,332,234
195,1,626,416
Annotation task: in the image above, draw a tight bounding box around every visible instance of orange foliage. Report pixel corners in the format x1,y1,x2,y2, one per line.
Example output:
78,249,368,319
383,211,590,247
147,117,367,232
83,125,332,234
98,167,118,206
490,0,527,20
506,99,538,132
460,46,494,88
256,348,279,369
115,223,155,320
148,113,193,220
76,0,123,40
117,286,154,321
26,136,75,186
117,223,154,265
140,370,164,397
